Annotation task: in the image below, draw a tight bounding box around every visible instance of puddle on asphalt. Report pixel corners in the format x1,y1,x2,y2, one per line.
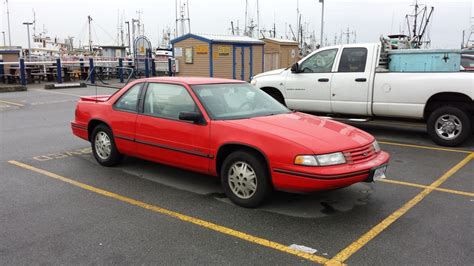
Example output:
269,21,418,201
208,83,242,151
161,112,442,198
213,183,375,219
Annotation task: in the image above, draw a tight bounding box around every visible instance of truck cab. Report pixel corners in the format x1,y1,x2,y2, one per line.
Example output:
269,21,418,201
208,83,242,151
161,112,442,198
252,43,380,116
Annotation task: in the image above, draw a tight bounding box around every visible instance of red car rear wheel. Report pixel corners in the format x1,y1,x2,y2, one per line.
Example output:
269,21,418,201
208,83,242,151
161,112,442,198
91,124,123,167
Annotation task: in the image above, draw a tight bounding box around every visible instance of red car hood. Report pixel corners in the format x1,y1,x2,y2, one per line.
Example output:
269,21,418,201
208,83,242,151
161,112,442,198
226,112,374,154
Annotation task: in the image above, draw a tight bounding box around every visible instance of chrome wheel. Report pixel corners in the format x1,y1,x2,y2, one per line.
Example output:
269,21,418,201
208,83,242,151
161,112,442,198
94,131,112,160
227,161,257,199
435,114,462,140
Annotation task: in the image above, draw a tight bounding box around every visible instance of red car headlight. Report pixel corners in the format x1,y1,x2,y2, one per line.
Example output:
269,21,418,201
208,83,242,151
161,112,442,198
295,152,346,166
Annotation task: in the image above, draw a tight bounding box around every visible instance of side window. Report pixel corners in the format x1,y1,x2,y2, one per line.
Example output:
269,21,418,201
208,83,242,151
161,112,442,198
299,49,338,73
144,83,198,120
338,48,368,72
114,84,142,112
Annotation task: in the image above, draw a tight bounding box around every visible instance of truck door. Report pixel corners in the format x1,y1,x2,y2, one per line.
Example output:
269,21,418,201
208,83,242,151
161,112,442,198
284,48,338,113
330,47,371,115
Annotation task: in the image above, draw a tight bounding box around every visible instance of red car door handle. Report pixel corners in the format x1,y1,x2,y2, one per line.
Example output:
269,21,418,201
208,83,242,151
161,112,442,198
355,78,367,82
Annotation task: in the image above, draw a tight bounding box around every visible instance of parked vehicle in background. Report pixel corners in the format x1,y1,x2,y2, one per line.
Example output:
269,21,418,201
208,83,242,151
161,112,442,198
251,43,474,146
71,77,389,207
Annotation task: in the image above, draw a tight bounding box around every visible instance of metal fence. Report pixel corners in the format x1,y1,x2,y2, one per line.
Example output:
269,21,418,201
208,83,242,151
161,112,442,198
0,57,175,86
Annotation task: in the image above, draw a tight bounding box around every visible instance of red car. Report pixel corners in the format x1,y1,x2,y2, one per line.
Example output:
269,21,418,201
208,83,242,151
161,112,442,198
72,77,389,207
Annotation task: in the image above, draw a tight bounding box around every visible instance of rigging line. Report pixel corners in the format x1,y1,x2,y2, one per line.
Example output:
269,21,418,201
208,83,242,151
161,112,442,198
92,25,101,47
92,20,116,44
76,22,88,48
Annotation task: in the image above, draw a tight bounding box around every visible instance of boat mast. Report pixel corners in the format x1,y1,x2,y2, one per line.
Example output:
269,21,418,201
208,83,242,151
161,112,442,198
257,0,260,38
32,9,36,36
88,15,92,52
412,0,418,39
244,0,248,36
6,0,12,46
187,0,191,33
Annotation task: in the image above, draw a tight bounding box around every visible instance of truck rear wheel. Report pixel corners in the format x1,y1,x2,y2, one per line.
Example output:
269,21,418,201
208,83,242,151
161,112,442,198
427,106,471,147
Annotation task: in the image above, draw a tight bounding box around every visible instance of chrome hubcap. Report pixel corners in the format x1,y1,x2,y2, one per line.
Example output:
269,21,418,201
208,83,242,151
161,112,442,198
95,131,112,160
435,114,462,140
228,161,257,199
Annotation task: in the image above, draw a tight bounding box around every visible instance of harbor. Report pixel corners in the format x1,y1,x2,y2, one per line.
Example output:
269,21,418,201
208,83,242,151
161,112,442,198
1,0,472,90
1,1,473,265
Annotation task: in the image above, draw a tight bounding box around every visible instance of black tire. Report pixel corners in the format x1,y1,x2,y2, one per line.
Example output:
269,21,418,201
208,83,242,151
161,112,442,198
91,124,123,166
427,106,472,147
220,150,271,208
265,90,286,106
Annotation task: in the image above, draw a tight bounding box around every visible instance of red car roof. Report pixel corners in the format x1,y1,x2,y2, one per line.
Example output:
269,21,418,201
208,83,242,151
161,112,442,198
144,77,246,85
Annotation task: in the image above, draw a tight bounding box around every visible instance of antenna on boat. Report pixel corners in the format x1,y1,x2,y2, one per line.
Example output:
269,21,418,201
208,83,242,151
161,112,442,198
32,9,36,36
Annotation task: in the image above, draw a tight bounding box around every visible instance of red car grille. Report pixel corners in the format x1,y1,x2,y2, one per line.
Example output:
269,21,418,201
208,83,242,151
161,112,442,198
343,143,376,164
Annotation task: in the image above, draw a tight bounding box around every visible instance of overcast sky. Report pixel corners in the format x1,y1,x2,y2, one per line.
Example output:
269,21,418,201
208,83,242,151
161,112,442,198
1,0,473,48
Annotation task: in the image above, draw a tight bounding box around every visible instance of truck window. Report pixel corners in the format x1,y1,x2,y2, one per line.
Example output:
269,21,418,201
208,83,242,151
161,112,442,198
338,48,368,72
299,49,338,73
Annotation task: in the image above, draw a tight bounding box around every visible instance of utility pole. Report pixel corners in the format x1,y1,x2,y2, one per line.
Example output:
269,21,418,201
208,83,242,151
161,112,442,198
23,22,33,61
88,15,93,53
319,0,325,47
6,0,12,46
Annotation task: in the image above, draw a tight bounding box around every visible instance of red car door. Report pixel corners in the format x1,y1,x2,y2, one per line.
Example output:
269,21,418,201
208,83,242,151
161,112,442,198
108,83,144,156
135,82,211,174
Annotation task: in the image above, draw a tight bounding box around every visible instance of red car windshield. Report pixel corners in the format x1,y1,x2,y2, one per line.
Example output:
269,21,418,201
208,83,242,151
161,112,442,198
192,83,290,120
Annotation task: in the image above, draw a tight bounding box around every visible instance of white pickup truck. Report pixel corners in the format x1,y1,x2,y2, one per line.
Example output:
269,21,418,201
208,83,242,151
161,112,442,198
251,43,474,146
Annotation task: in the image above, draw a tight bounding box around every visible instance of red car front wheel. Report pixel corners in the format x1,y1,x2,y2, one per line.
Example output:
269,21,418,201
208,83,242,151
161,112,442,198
221,150,271,208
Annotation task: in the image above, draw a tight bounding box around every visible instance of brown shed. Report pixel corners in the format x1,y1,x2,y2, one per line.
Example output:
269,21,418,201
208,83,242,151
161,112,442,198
0,49,21,75
171,34,264,81
261,38,299,71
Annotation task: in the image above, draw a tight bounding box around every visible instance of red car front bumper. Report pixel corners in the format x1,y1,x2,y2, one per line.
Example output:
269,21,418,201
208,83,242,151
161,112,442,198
271,151,390,192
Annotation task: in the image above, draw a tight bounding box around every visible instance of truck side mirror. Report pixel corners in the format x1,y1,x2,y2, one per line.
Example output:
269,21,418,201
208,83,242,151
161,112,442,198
290,63,299,73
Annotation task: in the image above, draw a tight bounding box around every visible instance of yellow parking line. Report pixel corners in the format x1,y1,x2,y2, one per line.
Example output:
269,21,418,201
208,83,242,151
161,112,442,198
325,153,474,265
379,140,473,154
7,160,330,265
0,99,24,107
31,89,82,97
381,179,474,198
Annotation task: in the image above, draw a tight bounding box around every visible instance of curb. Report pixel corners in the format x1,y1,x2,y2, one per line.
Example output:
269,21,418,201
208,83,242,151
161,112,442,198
0,86,27,93
45,83,87,90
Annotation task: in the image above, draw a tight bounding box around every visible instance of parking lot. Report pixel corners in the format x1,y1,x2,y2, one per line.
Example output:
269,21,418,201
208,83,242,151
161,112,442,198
1,84,473,265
